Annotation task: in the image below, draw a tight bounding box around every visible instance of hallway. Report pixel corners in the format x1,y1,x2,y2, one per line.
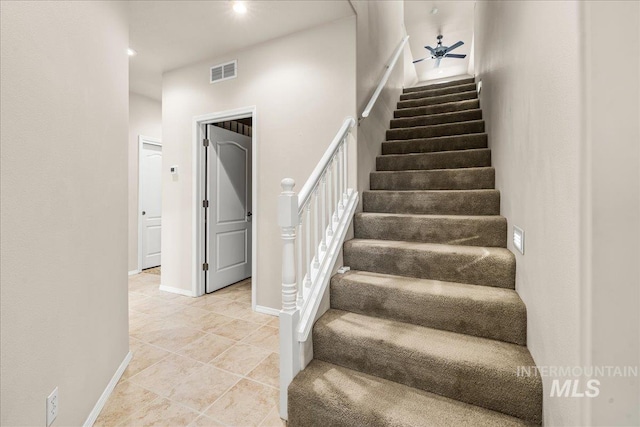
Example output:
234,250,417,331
95,273,282,426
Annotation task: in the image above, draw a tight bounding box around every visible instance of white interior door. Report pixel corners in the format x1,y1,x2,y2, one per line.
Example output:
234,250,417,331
140,140,162,270
206,125,252,292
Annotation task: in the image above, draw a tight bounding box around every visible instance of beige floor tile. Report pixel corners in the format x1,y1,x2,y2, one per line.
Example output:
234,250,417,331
122,339,171,379
199,312,237,334
135,324,206,352
188,415,225,427
167,364,241,412
205,379,278,427
266,316,280,328
184,293,229,309
178,333,235,363
118,397,199,427
211,343,271,376
94,381,159,426
209,318,262,341
131,296,184,316
172,305,218,329
242,326,279,353
247,352,279,388
259,407,286,427
128,353,202,396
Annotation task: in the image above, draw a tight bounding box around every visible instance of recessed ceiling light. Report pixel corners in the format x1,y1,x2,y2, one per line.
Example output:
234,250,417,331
233,1,247,14
127,48,137,57
430,7,439,15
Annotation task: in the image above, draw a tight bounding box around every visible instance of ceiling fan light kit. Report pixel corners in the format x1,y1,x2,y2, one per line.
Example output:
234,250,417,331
413,34,467,68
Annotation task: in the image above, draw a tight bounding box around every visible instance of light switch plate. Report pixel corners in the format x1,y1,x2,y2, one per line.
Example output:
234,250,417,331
513,225,525,254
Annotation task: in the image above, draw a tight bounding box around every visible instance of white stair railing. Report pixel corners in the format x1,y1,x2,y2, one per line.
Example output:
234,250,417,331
278,117,358,419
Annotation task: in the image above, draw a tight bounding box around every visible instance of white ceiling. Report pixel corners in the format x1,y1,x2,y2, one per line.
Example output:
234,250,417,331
129,1,354,100
404,1,475,83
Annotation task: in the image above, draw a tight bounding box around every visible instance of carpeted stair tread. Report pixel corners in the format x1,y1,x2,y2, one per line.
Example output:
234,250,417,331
377,148,491,171
404,77,476,94
382,133,488,155
331,270,526,344
354,213,506,247
371,167,495,190
343,239,515,288
387,120,484,140
394,99,480,118
313,310,542,423
400,82,477,101
363,189,500,215
391,109,482,129
288,360,534,427
398,90,477,110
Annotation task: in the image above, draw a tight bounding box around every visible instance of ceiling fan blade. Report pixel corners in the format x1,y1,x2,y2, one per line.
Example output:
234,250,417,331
413,58,427,63
424,45,436,54
445,53,467,59
446,41,464,52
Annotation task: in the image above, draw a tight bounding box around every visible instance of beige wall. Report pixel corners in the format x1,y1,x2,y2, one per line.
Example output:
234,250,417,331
474,1,583,424
0,1,130,425
161,17,356,309
350,0,405,208
128,92,162,272
475,1,640,425
582,2,640,425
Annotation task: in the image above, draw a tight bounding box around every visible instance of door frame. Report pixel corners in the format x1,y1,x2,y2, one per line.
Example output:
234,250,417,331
138,135,162,272
192,106,258,309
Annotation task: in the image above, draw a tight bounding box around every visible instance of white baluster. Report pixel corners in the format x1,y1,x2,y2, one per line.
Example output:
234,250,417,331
320,174,327,252
343,136,349,200
332,155,339,223
327,161,334,238
313,188,320,269
304,202,312,290
296,213,303,307
338,143,344,212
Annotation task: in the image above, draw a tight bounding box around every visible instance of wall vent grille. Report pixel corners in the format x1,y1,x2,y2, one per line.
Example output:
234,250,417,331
210,60,237,84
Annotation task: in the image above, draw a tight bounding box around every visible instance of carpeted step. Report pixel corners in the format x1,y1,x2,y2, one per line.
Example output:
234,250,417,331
404,77,476,94
382,134,487,155
394,99,480,118
386,120,484,140
354,213,506,247
330,270,526,344
390,109,482,129
344,239,515,288
288,360,533,427
313,310,542,423
400,82,477,101
398,90,477,109
371,167,494,191
377,148,490,171
363,189,500,215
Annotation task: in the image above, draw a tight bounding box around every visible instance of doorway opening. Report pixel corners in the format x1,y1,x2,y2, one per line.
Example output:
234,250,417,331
192,107,257,308
138,135,163,276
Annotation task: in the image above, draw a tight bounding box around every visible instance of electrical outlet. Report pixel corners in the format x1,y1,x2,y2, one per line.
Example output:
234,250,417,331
46,387,58,427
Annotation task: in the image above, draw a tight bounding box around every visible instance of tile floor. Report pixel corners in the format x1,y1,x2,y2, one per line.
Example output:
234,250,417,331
95,272,284,427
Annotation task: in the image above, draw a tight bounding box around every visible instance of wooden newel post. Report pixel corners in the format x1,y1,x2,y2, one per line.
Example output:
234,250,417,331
278,178,300,420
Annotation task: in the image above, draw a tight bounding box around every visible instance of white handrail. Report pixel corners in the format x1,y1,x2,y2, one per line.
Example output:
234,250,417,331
297,117,356,211
361,35,410,119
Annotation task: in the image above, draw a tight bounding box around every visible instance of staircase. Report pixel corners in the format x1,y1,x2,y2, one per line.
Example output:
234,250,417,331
287,77,543,426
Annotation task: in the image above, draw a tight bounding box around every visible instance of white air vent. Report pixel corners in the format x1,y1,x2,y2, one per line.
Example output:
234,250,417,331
210,60,237,84
513,225,525,254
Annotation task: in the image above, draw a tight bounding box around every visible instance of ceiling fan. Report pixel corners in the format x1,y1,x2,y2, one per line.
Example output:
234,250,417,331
413,35,466,68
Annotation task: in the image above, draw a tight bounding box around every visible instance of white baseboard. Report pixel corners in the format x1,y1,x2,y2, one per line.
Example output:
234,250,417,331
159,285,195,297
128,270,139,276
83,350,132,427
255,304,280,317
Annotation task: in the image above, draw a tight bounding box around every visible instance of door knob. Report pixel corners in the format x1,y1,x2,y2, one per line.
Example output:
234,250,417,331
142,211,146,215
